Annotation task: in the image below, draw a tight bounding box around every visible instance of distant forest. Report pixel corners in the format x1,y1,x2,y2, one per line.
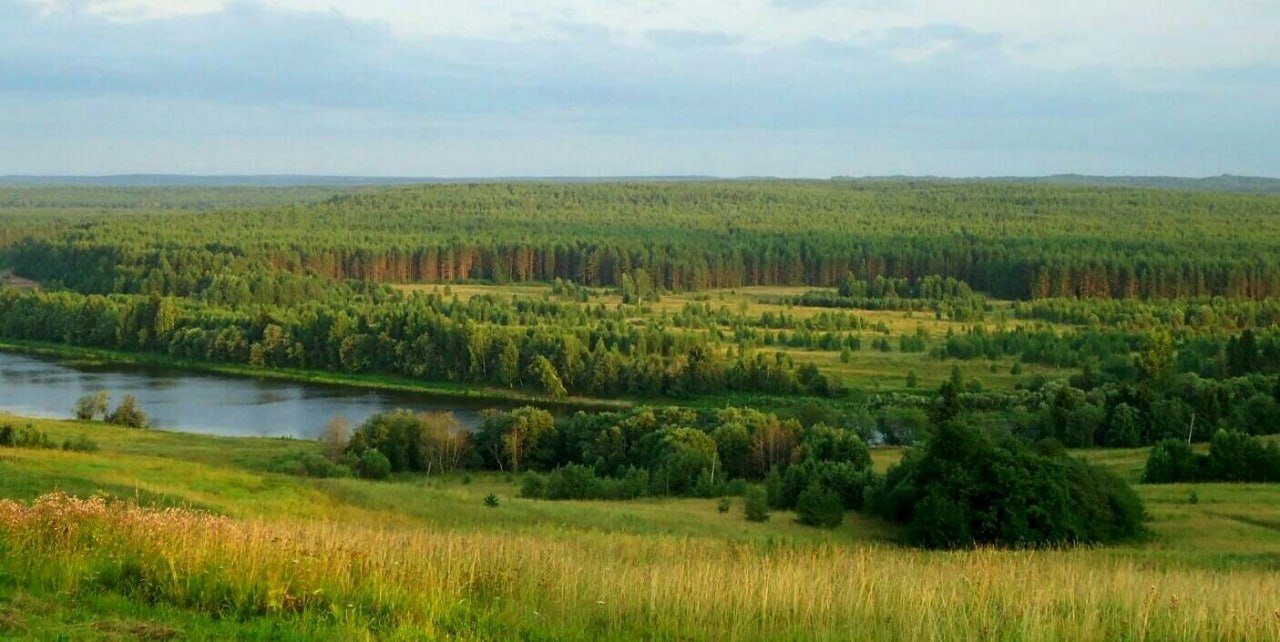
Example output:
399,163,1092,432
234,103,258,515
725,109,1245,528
8,181,1280,300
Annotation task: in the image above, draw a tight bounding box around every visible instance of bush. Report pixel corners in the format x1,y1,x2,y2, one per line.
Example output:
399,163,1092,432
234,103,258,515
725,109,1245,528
1204,430,1280,482
356,449,392,480
61,434,100,452
484,494,500,508
526,465,651,501
0,424,55,450
105,395,149,429
1143,439,1200,483
770,459,875,511
743,487,770,522
520,472,548,499
269,451,353,478
1144,431,1280,483
74,391,110,421
795,482,844,528
870,422,1146,549
545,463,604,500
717,498,732,513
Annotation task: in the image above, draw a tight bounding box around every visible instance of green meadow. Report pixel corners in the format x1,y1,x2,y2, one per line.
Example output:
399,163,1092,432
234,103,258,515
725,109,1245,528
1,415,1279,641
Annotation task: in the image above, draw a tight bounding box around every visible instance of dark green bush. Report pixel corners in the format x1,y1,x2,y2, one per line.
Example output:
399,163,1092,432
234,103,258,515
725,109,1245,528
1144,431,1280,483
61,434,100,452
1142,439,1200,483
520,472,548,499
743,486,770,522
0,424,56,450
356,448,392,480
545,463,603,500
269,451,353,478
795,482,844,528
870,422,1146,548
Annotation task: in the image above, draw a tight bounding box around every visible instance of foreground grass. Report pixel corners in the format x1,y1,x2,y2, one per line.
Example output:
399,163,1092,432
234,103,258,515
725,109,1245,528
2,415,1280,640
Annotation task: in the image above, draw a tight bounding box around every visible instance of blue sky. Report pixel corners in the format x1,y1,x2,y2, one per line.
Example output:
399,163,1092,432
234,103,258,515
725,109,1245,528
2,0,1278,177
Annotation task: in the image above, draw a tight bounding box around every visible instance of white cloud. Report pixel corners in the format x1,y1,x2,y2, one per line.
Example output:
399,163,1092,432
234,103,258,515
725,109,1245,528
24,0,1280,69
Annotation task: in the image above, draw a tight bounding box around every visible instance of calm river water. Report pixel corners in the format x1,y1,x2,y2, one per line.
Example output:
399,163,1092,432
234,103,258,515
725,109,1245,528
0,351,508,439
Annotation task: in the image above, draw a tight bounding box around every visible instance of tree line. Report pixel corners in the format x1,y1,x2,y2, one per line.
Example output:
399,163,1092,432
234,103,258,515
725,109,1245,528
0,287,841,400
329,403,1145,549
10,181,1280,300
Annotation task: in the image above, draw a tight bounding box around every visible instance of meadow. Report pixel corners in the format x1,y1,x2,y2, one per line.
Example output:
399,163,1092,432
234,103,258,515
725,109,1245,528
2,415,1280,641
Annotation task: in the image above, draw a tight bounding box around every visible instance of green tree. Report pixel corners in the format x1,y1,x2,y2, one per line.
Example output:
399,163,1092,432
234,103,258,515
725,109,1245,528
1136,330,1174,382
105,394,148,428
496,338,520,388
743,486,770,522
357,448,392,480
795,482,844,528
530,355,567,399
74,391,110,421
1142,439,1200,483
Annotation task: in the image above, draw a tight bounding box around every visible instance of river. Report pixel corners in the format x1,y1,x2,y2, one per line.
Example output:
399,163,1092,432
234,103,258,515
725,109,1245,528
0,351,511,439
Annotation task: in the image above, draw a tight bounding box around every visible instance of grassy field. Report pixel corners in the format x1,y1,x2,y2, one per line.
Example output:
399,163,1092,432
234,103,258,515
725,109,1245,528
2,415,1280,640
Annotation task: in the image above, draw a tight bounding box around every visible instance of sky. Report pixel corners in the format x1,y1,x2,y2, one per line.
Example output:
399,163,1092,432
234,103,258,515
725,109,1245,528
2,0,1278,177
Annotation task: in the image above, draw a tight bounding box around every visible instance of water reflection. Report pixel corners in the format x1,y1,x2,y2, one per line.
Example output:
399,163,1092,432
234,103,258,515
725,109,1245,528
0,352,507,439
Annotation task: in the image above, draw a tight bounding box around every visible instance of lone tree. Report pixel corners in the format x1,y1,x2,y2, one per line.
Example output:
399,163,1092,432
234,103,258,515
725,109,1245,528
105,395,149,429
74,391,110,421
743,486,770,522
321,416,349,462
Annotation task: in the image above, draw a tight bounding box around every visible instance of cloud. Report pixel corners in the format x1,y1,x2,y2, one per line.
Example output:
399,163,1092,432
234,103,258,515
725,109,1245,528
646,29,743,49
20,0,1280,70
1,0,1277,176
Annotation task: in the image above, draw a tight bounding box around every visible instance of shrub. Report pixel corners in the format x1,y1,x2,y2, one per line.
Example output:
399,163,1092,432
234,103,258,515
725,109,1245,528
0,425,55,450
105,395,148,429
520,472,548,499
1145,431,1280,484
545,463,603,500
61,434,100,453
268,451,352,478
484,494,500,508
795,482,844,528
356,449,392,480
771,459,875,511
1204,430,1280,482
743,487,770,522
74,391,110,421
717,498,732,513
1143,439,1200,483
870,422,1145,549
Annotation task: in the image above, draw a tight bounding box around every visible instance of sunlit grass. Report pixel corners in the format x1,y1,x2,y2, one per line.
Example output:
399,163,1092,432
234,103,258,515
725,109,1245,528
3,493,1279,641
3,416,1280,640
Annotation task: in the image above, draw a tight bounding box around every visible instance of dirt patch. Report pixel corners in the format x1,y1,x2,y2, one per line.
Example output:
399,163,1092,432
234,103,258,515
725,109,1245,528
1206,511,1280,534
92,620,181,641
0,605,27,635
0,271,39,290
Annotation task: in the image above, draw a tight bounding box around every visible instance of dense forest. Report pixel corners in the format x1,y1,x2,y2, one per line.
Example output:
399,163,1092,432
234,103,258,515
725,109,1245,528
1,180,1279,440
8,182,1280,300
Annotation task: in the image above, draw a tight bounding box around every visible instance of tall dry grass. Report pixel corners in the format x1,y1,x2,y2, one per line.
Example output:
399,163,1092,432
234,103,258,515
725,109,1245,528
1,493,1277,641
